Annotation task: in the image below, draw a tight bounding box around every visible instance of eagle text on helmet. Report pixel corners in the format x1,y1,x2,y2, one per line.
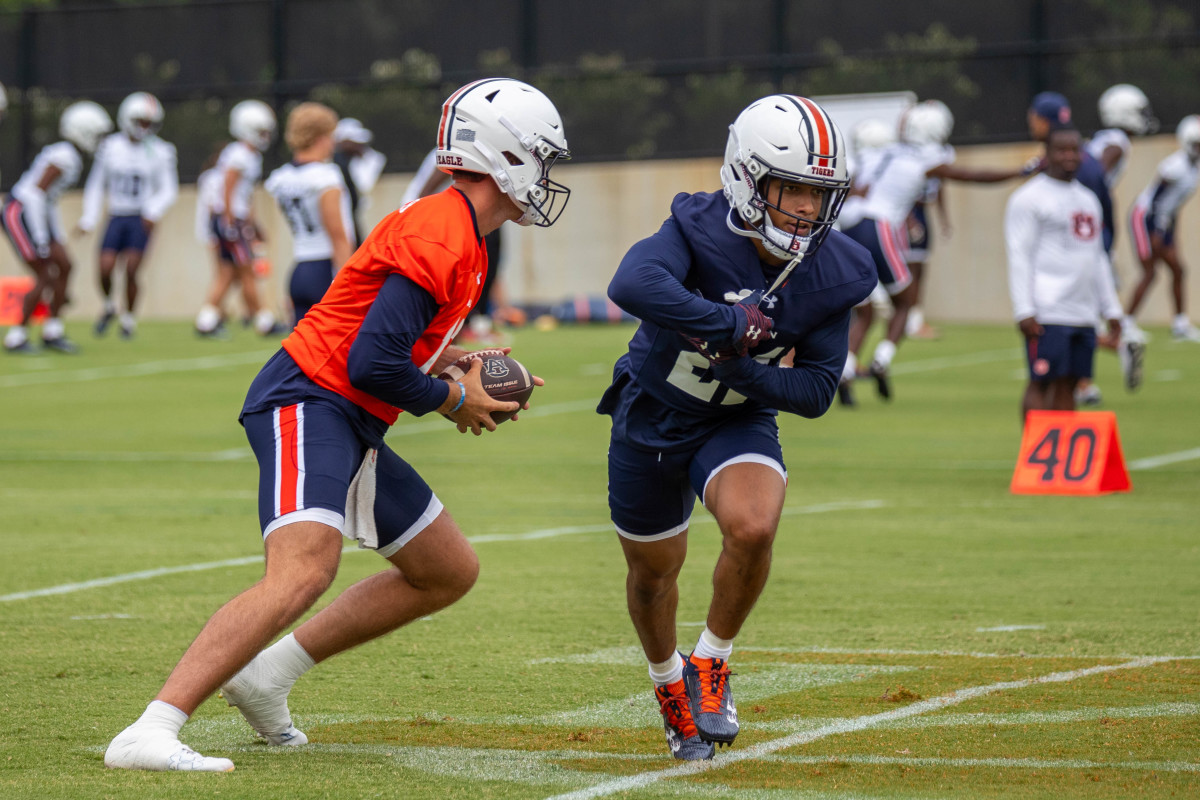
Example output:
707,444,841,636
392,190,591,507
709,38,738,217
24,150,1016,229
435,78,571,228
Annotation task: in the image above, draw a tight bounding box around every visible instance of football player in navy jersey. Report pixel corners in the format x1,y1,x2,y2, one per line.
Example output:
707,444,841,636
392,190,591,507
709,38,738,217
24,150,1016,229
599,95,875,760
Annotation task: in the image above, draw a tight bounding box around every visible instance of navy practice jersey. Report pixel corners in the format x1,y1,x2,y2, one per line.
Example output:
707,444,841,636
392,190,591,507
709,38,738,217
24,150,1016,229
600,191,876,451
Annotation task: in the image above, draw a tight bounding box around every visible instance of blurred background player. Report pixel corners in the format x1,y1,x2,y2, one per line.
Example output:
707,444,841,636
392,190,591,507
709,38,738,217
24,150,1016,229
265,102,354,326
1089,84,1158,189
2,101,112,354
1006,124,1123,419
840,100,1029,403
104,78,569,773
1125,114,1200,343
1079,84,1156,394
600,95,875,760
77,92,178,339
194,99,281,338
332,117,386,244
403,146,521,342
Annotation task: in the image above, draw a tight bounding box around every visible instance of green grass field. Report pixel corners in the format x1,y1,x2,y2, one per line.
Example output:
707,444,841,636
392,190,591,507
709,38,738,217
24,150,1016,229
1,320,1197,799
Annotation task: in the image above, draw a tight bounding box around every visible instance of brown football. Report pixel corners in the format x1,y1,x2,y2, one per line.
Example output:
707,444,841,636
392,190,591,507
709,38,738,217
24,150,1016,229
438,351,535,423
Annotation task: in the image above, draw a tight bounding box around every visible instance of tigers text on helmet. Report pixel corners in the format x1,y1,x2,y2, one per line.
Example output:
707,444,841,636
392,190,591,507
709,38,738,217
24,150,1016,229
899,100,954,146
118,92,164,141
436,78,571,228
720,94,850,260
60,101,114,154
230,99,277,152
1098,84,1158,135
1177,115,1200,158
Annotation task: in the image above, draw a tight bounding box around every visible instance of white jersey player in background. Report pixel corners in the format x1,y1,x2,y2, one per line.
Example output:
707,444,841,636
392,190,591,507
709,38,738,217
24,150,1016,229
194,99,282,338
1071,84,1155,401
1006,123,1124,418
2,101,112,354
1125,115,1200,342
77,92,178,339
839,100,1029,404
1087,84,1157,189
264,102,354,327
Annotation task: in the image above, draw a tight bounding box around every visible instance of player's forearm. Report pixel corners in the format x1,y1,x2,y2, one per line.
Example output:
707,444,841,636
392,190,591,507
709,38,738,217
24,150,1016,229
711,357,838,418
347,332,450,416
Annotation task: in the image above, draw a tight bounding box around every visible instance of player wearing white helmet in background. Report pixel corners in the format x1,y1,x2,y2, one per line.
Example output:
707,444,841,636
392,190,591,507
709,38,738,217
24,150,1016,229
264,102,354,327
2,100,112,354
194,99,282,338
105,78,569,774
1125,114,1200,342
1088,84,1158,189
839,99,1030,404
77,92,178,339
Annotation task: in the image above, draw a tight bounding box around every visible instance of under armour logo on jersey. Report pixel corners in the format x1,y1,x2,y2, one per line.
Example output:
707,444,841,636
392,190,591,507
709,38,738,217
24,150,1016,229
724,289,778,309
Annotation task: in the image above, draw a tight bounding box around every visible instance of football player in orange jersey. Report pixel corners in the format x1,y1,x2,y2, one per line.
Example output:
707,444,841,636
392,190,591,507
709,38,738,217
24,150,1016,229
105,78,571,773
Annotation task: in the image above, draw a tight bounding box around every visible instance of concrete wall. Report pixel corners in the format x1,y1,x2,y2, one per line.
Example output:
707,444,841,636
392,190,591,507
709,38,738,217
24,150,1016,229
2,136,1193,325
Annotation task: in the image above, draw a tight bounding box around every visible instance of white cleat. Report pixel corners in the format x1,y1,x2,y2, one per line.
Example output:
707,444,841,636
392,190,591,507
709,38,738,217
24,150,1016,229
1171,323,1200,343
221,655,308,746
105,725,234,772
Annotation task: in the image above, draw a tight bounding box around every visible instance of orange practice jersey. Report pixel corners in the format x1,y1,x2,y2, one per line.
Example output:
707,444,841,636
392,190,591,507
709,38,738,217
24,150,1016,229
282,189,488,424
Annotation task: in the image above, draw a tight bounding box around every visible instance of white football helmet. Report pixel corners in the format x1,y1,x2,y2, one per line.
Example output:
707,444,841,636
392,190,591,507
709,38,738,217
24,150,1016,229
1177,115,1200,158
852,118,896,152
59,101,114,154
230,99,277,151
436,78,571,227
118,92,164,140
720,94,850,259
1098,84,1157,135
899,100,954,146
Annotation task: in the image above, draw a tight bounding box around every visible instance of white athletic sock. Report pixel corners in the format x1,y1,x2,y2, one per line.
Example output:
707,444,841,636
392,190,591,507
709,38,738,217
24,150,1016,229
4,326,28,348
254,309,277,334
104,299,117,313
42,317,64,340
873,339,897,370
119,313,136,329
648,653,684,687
842,352,858,382
195,305,221,332
1173,313,1190,331
136,700,188,737
906,306,925,336
693,627,733,662
261,633,316,685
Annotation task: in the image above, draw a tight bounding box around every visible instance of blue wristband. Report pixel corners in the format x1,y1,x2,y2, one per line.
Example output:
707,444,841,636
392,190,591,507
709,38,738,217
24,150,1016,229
449,381,466,414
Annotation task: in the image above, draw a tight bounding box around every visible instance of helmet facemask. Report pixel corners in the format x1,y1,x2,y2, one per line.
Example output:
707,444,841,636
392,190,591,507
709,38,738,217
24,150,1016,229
752,168,847,259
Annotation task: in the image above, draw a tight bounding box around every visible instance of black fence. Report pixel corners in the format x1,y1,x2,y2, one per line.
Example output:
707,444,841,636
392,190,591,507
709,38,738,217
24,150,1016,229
1,0,1198,188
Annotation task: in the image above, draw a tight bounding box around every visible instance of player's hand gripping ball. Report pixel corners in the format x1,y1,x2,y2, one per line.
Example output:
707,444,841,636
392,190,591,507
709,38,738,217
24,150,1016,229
438,350,535,424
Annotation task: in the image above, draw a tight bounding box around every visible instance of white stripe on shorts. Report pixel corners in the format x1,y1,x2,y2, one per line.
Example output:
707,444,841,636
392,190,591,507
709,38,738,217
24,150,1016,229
701,454,787,507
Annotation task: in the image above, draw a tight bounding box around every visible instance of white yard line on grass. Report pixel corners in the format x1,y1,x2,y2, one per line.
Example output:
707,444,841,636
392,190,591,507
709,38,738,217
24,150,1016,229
543,655,1177,800
0,349,276,388
760,752,1200,773
1128,447,1200,470
0,499,885,604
